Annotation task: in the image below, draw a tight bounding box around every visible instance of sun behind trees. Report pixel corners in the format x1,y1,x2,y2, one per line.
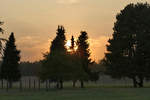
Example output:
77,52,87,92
1,2,150,91
40,26,98,89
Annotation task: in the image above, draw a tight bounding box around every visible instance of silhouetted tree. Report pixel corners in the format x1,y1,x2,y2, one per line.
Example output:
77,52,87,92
70,36,76,87
41,26,68,89
105,3,150,88
70,36,75,52
76,31,91,88
0,21,4,33
0,21,7,55
66,35,87,88
0,32,21,88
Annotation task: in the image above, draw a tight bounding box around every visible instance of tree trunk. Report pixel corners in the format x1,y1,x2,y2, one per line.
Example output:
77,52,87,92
73,81,76,88
138,76,144,88
60,80,63,89
29,78,31,89
80,80,84,88
46,80,48,91
132,77,137,88
1,79,3,89
38,79,41,90
6,80,9,92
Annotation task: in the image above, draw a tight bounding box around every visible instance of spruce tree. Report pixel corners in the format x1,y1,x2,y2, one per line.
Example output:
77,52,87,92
0,32,21,88
0,21,4,33
66,35,88,88
70,36,76,87
41,26,68,89
76,31,91,88
0,21,6,55
69,36,78,87
70,36,75,52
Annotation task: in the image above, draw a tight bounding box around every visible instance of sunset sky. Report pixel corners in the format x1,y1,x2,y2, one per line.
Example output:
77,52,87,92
0,0,149,62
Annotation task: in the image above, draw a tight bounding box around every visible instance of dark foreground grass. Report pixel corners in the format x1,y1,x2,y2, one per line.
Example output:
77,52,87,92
0,87,150,100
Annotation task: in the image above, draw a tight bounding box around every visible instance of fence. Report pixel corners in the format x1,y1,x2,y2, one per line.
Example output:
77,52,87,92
0,75,150,92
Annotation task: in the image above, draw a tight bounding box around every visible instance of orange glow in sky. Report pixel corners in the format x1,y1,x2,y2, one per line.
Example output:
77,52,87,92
0,0,149,62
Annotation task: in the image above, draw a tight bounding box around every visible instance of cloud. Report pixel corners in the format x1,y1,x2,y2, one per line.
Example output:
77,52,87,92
17,35,52,62
89,36,109,62
57,0,80,4
16,34,110,62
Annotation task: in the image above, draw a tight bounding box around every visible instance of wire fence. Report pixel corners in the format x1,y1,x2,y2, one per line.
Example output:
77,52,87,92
0,75,150,92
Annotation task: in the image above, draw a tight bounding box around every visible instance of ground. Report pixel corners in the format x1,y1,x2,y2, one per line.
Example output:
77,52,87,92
0,87,150,100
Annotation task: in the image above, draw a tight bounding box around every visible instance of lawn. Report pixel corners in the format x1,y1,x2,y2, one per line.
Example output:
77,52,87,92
0,87,150,100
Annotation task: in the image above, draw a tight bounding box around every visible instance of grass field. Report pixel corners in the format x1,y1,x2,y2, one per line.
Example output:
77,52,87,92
0,87,150,100
0,77,150,100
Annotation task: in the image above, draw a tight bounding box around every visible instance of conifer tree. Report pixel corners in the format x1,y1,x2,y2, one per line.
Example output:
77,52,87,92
70,36,76,87
0,21,4,33
0,32,21,88
66,35,88,88
41,26,68,89
69,36,77,87
76,31,91,88
70,36,75,52
0,21,7,55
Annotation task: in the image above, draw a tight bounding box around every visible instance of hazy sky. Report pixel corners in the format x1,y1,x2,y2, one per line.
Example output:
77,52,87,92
0,0,149,62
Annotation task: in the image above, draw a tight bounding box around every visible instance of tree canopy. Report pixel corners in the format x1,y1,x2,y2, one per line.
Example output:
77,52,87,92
41,26,69,89
105,3,150,88
0,32,21,87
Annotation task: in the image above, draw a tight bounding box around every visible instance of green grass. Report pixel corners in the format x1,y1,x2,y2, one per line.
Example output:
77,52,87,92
0,87,150,100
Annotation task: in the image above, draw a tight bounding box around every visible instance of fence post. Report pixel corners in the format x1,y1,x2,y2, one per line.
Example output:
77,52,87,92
6,80,9,92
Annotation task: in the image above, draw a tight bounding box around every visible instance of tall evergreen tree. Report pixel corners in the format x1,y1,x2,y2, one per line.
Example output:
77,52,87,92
104,3,150,88
0,21,7,55
0,32,21,88
76,31,91,88
70,36,76,87
0,21,4,33
69,35,85,87
50,26,66,54
41,26,68,89
70,36,75,52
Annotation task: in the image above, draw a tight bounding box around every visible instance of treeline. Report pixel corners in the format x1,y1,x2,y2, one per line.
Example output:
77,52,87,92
19,61,41,76
0,2,150,89
39,26,99,89
0,24,101,89
0,61,41,76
